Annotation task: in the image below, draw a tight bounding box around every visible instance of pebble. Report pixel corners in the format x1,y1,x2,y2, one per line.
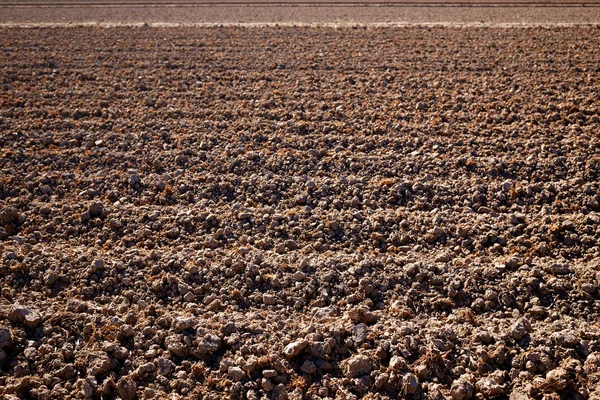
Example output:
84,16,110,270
172,317,196,332
87,353,113,377
228,366,245,382
283,340,308,358
300,360,317,374
87,202,103,218
403,373,419,394
546,367,569,390
511,318,531,341
8,305,42,329
345,354,372,378
450,377,474,400
0,327,13,348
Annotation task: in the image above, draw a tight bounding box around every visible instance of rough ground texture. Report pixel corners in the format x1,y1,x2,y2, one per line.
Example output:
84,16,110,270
1,27,600,399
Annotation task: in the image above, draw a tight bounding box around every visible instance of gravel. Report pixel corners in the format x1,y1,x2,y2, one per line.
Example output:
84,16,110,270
1,26,600,399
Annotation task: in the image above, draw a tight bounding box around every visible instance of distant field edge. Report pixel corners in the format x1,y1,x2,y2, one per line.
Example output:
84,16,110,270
2,21,600,27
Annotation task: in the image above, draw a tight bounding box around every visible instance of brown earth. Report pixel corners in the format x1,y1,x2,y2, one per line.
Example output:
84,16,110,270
1,26,600,399
2,0,600,26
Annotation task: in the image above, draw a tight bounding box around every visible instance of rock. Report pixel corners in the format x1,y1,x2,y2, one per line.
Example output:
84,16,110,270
56,364,77,379
44,271,59,286
117,377,137,400
509,390,531,400
283,340,308,358
88,202,103,218
112,346,130,360
87,353,114,377
389,356,407,370
9,306,42,328
450,378,474,400
172,317,196,332
166,227,179,239
300,360,317,374
345,354,372,378
292,271,306,281
546,367,569,390
238,212,252,220
511,318,531,340
0,206,20,225
263,293,277,305
228,366,245,382
129,173,141,187
119,324,135,338
263,369,277,378
165,336,186,357
262,378,275,391
550,330,579,347
0,327,13,348
90,259,104,272
402,373,419,394
197,334,222,355
476,371,507,397
81,378,96,398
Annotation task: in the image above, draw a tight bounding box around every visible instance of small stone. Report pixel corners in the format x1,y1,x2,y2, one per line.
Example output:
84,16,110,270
511,318,531,341
300,360,317,374
116,377,137,400
389,356,407,370
87,353,113,377
238,212,252,220
129,174,141,187
263,369,277,378
90,259,104,272
56,364,77,379
165,336,186,357
0,327,12,348
172,317,196,332
403,373,419,394
0,206,21,225
283,340,308,358
228,366,245,382
82,379,95,398
450,378,474,400
263,293,277,305
292,271,306,281
582,282,596,293
183,292,195,302
550,330,579,347
112,346,130,360
546,367,569,390
166,227,179,239
345,354,372,378
9,305,42,328
119,324,135,338
44,271,59,286
88,202,103,218
477,371,507,397
262,378,274,391
197,334,222,355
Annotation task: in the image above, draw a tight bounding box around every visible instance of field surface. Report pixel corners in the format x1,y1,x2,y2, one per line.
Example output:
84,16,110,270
2,0,600,25
1,26,600,399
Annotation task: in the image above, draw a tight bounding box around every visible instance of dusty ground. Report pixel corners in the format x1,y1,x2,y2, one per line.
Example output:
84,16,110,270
2,0,600,26
1,26,600,399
